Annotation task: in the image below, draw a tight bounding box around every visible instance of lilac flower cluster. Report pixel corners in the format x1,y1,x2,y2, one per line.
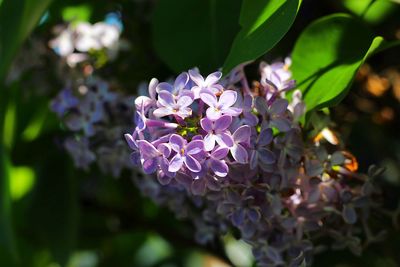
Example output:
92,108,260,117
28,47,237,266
51,76,134,177
125,60,384,266
49,13,125,68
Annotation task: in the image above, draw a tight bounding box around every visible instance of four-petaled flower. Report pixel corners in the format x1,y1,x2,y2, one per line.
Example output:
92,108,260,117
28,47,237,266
250,128,276,169
200,90,242,120
137,140,172,176
153,91,194,119
189,70,224,98
169,134,205,172
200,115,234,151
230,125,251,164
256,97,291,132
207,146,230,177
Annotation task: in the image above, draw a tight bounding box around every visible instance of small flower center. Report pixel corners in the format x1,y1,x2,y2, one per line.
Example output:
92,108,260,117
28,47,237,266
180,148,185,155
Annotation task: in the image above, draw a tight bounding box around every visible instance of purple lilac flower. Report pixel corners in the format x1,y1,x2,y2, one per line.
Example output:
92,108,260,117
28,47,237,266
135,78,158,111
250,128,275,169
256,97,291,132
153,90,194,119
65,95,104,136
200,115,234,151
200,90,242,120
189,70,224,98
137,140,172,176
230,125,251,164
65,137,96,170
259,58,295,95
50,88,79,117
168,134,205,172
156,72,190,97
207,146,230,177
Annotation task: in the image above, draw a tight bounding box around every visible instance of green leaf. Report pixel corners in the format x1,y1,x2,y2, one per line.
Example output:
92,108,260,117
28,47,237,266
0,145,17,264
341,0,398,24
290,14,388,113
0,0,52,83
222,0,301,74
152,0,242,73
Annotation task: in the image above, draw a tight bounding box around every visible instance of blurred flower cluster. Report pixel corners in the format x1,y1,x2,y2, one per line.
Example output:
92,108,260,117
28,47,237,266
49,13,126,68
51,76,134,177
124,60,385,266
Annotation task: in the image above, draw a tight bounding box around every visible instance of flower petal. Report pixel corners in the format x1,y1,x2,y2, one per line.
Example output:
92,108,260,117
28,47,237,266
189,69,205,86
200,91,217,107
186,140,204,155
200,117,213,132
209,158,228,177
231,144,248,164
137,140,160,160
270,98,288,114
204,133,216,151
211,146,229,160
157,90,175,107
153,107,172,118
177,107,192,118
142,158,158,174
205,71,222,85
168,154,184,172
174,72,189,92
191,178,206,195
206,107,222,120
219,90,237,108
216,132,234,148
169,134,185,152
177,95,194,108
258,128,273,146
233,125,251,144
222,107,242,116
184,154,201,172
156,82,173,93
258,148,276,164
215,115,232,131
270,117,291,132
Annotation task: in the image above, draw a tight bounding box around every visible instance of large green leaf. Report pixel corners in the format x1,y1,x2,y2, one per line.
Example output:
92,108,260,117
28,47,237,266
291,14,387,113
222,0,301,74
152,0,242,73
0,0,52,82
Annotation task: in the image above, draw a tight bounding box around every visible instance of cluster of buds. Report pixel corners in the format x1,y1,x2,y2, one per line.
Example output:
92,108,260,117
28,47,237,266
125,60,383,266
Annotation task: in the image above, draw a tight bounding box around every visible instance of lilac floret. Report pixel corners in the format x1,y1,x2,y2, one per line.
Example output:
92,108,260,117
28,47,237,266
200,115,234,151
168,134,205,173
200,90,242,120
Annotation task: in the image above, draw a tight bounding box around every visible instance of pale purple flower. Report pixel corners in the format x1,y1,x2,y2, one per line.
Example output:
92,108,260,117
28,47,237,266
200,90,242,120
200,115,234,151
232,93,258,128
153,90,193,119
250,128,275,169
137,140,172,176
259,59,295,94
230,125,251,164
168,134,204,172
156,72,193,98
207,146,230,177
50,88,79,117
65,137,96,170
189,70,224,98
135,78,158,111
65,95,104,136
124,132,141,166
256,97,291,132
